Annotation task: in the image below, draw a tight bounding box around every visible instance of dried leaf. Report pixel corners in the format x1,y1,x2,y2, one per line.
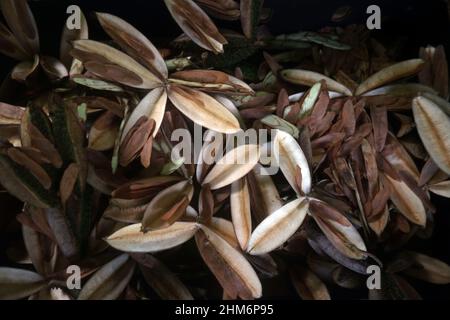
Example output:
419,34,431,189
106,222,199,253
290,266,331,300
0,102,25,125
45,208,78,259
125,90,167,143
119,117,155,167
383,174,426,226
403,251,450,284
170,69,253,94
202,144,260,190
168,85,240,134
72,40,163,89
356,59,425,96
0,0,39,56
281,69,352,96
112,176,182,199
97,12,168,80
274,130,311,195
60,163,80,205
0,154,54,208
40,55,68,80
60,7,88,69
247,197,308,255
412,96,450,175
165,0,227,54
240,0,264,39
78,254,135,300
7,148,51,190
141,180,193,231
230,178,252,250
0,268,45,300
370,106,388,152
89,111,119,151
73,77,123,92
196,225,262,299
208,217,239,248
261,114,299,138
0,21,29,60
428,180,450,198
311,207,367,260
134,254,193,300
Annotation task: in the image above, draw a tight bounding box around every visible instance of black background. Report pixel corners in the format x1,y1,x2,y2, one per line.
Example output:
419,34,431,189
0,0,449,299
